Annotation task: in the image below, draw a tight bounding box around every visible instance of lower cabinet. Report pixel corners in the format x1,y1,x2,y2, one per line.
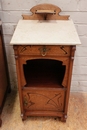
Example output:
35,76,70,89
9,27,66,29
23,88,66,111
22,88,66,119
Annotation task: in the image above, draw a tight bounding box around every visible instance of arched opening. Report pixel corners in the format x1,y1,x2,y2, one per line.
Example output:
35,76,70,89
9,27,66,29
23,59,66,88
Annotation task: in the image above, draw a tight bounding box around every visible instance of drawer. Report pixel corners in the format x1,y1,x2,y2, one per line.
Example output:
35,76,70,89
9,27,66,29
17,45,71,56
23,88,66,112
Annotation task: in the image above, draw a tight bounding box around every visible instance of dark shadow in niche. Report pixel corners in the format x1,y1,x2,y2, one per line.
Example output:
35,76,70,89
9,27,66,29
23,59,66,88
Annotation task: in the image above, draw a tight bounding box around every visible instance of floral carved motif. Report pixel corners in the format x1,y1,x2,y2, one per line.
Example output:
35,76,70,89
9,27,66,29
23,92,63,111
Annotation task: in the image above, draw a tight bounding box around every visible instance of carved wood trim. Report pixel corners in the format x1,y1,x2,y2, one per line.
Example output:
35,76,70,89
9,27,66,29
22,3,69,20
13,45,19,58
62,58,70,87
71,45,76,60
19,59,27,87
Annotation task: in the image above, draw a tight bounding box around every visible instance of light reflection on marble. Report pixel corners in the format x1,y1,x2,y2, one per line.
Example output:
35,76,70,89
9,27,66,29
1,89,87,130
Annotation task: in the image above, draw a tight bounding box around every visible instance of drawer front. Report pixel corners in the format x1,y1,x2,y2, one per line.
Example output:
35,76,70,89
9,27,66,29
18,45,71,56
23,88,66,112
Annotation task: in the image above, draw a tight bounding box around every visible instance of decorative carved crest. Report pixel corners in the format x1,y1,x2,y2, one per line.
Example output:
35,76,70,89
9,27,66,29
22,3,69,20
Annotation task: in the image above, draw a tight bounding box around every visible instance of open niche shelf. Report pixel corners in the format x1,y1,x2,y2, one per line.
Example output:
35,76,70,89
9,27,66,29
23,59,66,88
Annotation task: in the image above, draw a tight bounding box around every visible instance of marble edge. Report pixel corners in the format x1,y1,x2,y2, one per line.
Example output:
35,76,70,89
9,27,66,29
18,18,73,22
10,42,81,45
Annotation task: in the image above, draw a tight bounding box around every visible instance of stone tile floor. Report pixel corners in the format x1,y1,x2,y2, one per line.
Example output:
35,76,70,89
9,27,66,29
0,89,87,130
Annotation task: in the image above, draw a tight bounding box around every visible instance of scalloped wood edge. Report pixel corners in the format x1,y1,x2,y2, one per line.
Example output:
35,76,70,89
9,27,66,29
22,3,69,20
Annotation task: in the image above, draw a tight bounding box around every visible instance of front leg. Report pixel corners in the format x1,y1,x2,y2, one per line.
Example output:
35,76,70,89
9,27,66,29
60,114,67,122
21,113,27,121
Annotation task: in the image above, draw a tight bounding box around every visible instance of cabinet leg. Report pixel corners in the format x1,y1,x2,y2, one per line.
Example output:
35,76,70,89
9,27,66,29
0,118,2,127
60,115,67,122
21,114,27,121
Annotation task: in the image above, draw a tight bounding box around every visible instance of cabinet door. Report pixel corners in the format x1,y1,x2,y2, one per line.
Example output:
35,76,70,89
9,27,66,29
23,88,66,112
0,35,7,107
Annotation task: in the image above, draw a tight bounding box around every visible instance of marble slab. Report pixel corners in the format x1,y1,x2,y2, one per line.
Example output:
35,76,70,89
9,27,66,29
10,20,81,45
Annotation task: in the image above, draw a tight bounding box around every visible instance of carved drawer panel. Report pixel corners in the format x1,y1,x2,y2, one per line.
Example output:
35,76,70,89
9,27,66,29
23,88,66,112
18,45,71,56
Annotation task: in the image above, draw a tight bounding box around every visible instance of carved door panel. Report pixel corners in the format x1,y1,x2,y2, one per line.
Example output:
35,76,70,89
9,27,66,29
23,88,66,112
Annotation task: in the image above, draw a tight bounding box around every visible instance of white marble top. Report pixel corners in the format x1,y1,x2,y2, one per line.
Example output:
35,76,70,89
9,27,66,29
10,19,81,45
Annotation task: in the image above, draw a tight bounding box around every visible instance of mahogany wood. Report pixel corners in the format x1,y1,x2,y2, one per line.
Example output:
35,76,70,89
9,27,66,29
0,24,11,127
0,119,2,127
13,4,75,122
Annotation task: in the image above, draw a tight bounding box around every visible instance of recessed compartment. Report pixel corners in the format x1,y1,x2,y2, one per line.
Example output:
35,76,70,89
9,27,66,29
23,59,66,88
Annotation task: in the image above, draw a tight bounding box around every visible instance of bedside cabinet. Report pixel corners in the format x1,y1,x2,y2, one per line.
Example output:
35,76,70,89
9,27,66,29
10,4,81,122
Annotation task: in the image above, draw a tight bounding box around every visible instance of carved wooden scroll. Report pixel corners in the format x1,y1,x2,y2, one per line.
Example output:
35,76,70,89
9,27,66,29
22,3,69,20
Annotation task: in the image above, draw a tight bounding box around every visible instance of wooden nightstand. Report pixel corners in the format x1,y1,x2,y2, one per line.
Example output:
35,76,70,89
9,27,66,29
10,4,81,122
